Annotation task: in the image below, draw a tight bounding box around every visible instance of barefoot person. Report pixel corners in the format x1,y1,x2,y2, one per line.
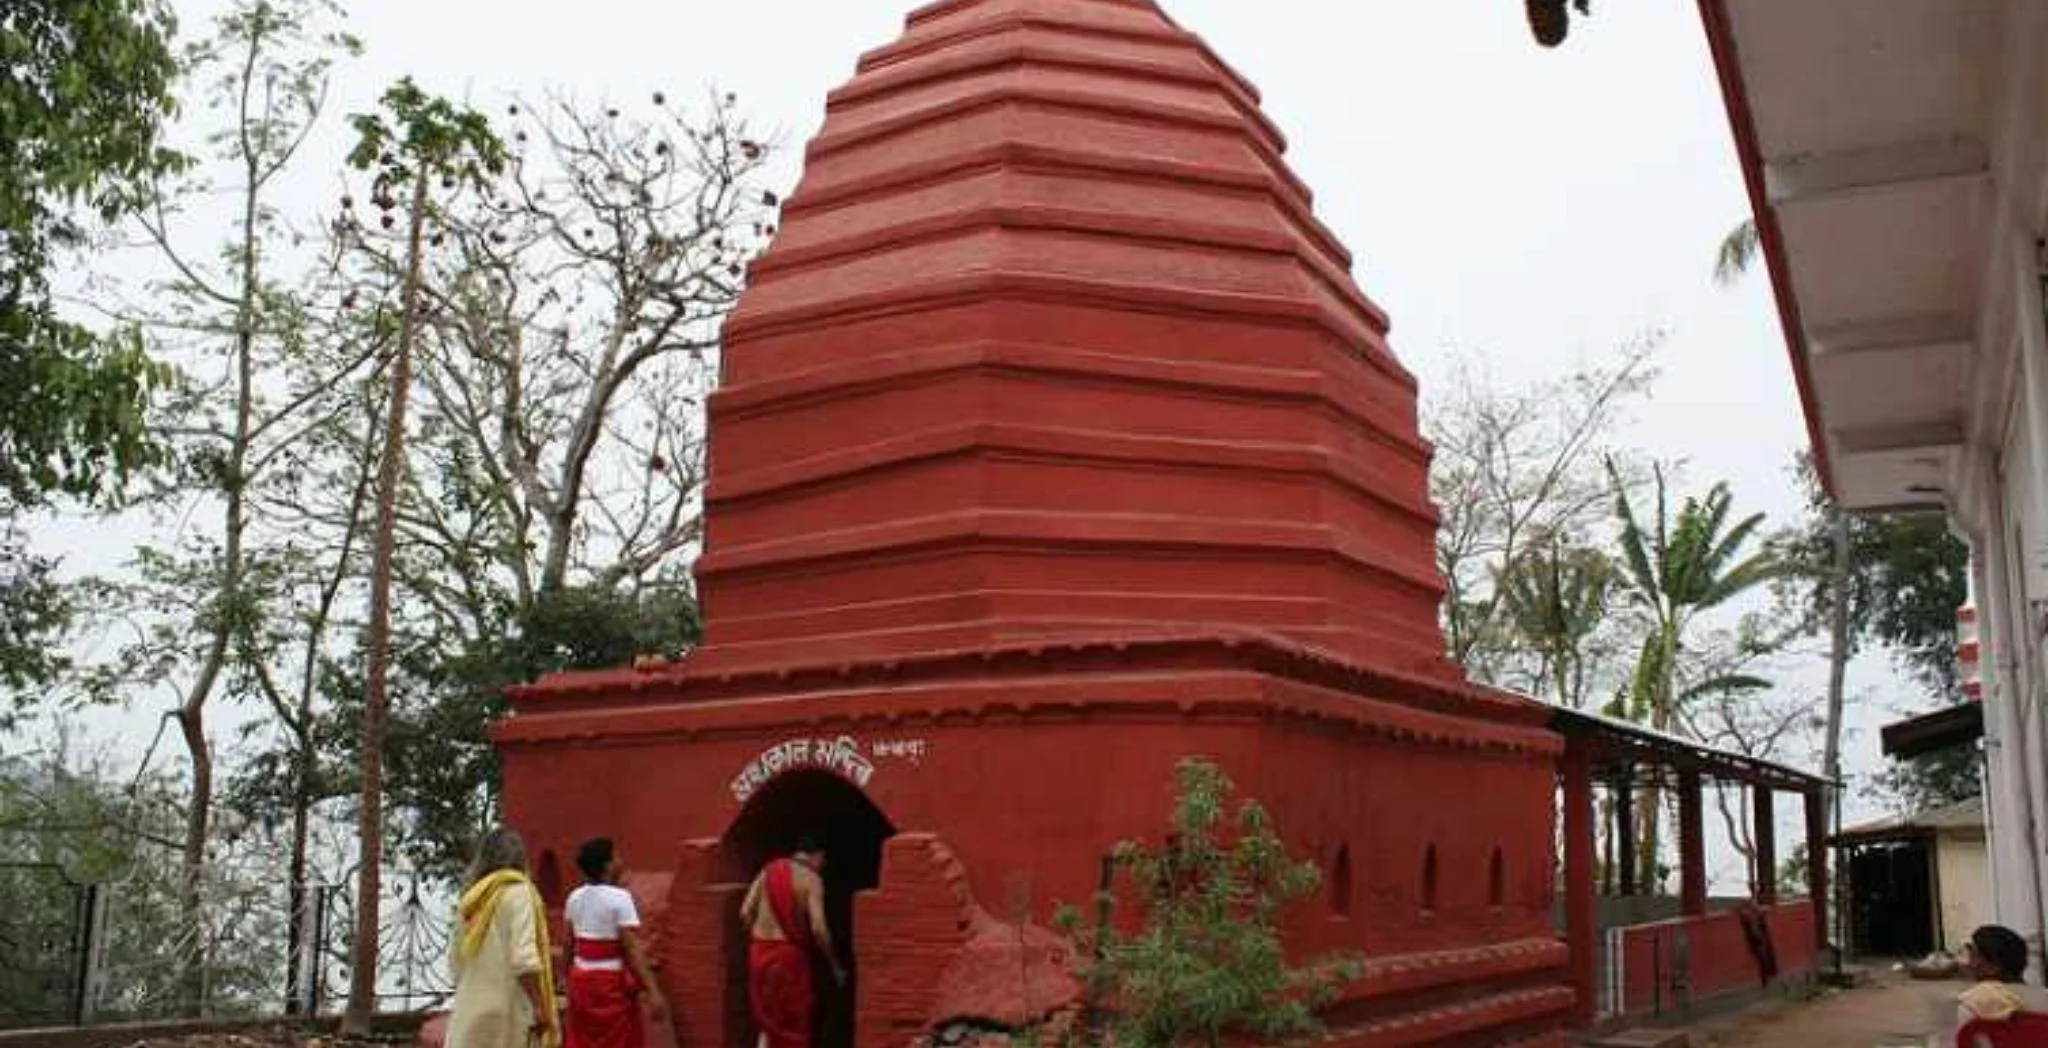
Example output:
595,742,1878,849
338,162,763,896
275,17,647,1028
448,828,560,1048
740,836,846,1048
564,837,670,1048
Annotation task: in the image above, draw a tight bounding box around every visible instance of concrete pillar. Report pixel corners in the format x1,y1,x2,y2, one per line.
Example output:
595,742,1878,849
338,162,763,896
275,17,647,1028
1753,786,1777,905
1679,768,1706,917
2008,227,2048,963
1563,739,1598,1026
1805,789,1829,952
1972,441,2048,978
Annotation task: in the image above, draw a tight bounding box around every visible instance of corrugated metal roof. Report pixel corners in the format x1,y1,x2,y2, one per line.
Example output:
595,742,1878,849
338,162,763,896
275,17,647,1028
1547,702,1833,792
1838,795,1984,840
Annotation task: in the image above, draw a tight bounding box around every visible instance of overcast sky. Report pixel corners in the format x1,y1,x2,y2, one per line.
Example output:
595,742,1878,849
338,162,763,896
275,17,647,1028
33,0,1945,874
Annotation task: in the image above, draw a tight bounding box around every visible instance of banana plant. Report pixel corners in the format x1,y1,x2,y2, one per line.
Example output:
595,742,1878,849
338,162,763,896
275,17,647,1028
1607,460,1779,888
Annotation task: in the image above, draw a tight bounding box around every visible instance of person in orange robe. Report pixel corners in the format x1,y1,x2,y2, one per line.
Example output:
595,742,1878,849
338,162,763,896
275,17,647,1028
563,837,668,1048
741,836,845,1048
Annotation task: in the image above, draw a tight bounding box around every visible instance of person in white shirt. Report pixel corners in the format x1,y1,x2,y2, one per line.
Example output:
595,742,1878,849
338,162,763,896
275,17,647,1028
563,837,669,1048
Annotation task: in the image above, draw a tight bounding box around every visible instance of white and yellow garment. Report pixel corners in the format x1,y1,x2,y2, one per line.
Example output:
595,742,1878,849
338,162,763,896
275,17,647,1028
445,870,560,1048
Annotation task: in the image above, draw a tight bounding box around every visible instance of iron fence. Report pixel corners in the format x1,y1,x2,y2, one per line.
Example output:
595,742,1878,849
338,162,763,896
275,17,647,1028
0,862,94,1028
0,866,454,1032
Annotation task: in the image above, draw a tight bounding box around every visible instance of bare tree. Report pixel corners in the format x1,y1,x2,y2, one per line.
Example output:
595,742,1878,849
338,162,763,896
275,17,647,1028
405,90,775,611
1425,337,1658,682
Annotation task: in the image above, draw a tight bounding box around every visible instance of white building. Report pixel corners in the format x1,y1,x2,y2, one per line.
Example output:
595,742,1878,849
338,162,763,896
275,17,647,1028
1700,0,2048,968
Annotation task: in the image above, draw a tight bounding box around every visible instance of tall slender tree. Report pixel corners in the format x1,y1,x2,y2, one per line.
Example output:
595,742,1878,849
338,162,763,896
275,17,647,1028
64,0,366,1006
340,79,504,1033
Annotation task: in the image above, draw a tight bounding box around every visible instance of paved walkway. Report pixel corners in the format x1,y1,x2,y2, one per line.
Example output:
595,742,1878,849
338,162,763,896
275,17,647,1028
1687,972,1961,1048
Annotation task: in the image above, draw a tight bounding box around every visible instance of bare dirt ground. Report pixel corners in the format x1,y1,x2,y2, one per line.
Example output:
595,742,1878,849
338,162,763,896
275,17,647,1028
1689,969,1959,1048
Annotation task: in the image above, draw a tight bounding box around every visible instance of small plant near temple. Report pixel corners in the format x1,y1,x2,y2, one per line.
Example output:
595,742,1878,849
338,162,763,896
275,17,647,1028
1057,757,1362,1048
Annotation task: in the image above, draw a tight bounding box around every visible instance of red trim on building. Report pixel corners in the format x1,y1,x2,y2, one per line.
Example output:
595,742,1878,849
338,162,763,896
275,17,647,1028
1694,0,1835,496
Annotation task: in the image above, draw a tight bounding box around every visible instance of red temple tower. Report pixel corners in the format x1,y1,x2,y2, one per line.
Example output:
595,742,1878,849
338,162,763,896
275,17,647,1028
498,2,1573,1046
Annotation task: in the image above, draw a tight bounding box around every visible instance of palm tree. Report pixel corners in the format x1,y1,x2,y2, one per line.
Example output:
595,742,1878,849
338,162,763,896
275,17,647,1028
1497,541,1613,708
1714,218,1760,285
1608,461,1778,888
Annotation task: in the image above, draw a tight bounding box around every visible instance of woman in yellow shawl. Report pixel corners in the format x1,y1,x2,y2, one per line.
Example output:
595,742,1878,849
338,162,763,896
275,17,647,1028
448,828,561,1048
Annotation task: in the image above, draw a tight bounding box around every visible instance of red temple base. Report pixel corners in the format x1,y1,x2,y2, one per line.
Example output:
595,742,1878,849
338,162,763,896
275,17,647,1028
500,633,1574,1048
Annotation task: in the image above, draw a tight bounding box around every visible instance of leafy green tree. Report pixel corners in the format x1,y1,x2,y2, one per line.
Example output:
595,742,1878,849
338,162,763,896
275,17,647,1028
1609,462,1778,886
293,582,701,879
0,0,183,698
0,0,181,503
1774,452,1974,811
1426,340,1655,682
1059,758,1359,1048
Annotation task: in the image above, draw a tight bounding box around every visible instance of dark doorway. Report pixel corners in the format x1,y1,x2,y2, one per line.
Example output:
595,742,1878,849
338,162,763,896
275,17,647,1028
720,771,896,1048
1845,837,1936,958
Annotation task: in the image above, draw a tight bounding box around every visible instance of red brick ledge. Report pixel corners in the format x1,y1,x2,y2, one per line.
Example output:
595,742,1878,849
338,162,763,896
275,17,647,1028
498,630,1558,757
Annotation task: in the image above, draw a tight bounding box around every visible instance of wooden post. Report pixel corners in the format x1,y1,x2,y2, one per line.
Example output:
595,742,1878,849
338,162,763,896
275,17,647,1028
1564,739,1599,1026
1679,768,1707,916
1753,786,1777,905
1616,766,1637,897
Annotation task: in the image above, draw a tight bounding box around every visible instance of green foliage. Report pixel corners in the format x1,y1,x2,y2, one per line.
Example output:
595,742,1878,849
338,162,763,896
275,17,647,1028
1058,758,1360,1048
1775,452,1975,810
1871,745,1980,813
346,77,507,192
1714,218,1760,286
1608,461,1778,727
1,0,183,503
1778,844,1809,895
1778,452,1970,693
311,582,701,877
1497,541,1613,707
0,526,72,704
0,0,183,704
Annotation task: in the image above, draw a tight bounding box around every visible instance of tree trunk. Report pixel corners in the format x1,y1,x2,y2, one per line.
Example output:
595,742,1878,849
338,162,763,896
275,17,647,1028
1822,509,1849,790
1635,625,1678,890
284,724,313,1014
175,700,215,1011
175,115,267,1010
1820,509,1851,952
343,167,431,1034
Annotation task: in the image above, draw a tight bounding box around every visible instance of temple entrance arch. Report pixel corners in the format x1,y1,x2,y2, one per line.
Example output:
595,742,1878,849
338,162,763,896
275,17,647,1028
721,769,896,1048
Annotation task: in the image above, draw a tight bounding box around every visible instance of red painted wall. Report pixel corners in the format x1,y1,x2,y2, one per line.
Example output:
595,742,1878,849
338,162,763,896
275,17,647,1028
1613,902,1819,1017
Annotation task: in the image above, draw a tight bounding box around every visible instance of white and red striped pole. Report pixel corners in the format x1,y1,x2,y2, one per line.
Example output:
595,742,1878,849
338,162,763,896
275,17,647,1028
1959,605,1982,701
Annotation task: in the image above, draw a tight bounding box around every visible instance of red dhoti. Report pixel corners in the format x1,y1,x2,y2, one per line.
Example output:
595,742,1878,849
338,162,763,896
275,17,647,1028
565,939,644,1048
748,939,815,1048
749,859,819,1048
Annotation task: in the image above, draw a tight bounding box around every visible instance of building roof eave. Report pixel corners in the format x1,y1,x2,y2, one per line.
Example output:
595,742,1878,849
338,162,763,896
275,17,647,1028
1694,0,1836,498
